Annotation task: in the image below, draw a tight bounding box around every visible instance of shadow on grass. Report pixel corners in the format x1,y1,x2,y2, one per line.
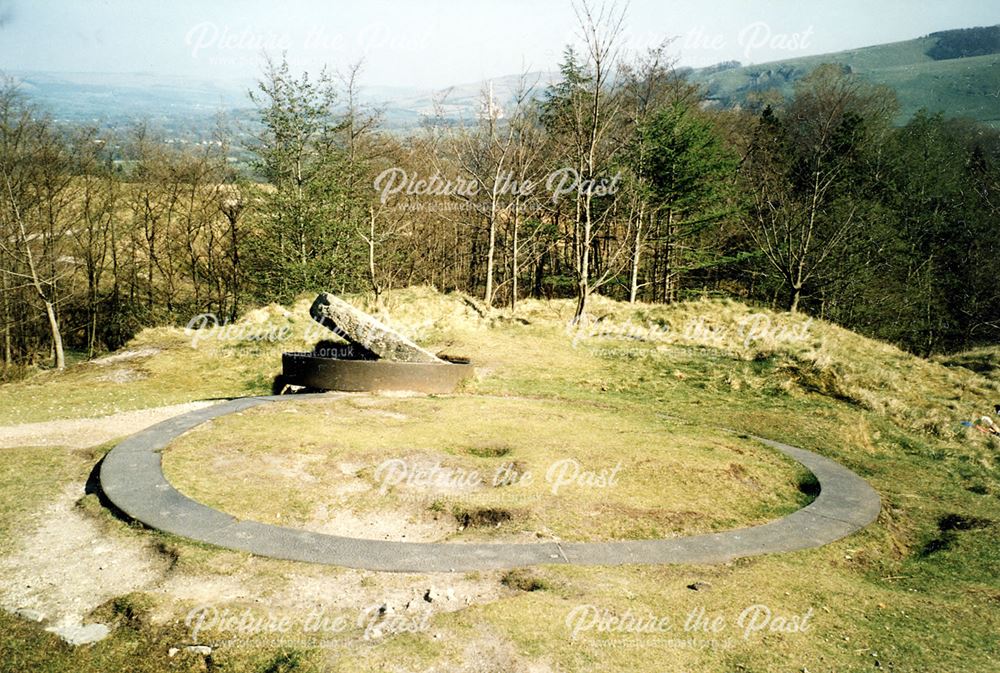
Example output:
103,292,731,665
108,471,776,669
84,457,138,528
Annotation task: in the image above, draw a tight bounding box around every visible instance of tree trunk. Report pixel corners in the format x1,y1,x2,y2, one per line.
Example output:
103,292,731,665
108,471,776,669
87,272,98,357
6,172,66,370
228,210,240,321
1,269,11,375
44,300,66,369
367,205,381,304
574,281,589,322
484,210,497,307
574,234,591,322
573,190,594,322
629,206,644,303
510,199,519,311
790,286,802,313
147,236,155,312
663,209,678,304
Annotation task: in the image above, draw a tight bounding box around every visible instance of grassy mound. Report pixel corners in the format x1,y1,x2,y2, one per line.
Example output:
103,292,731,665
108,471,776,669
164,396,812,542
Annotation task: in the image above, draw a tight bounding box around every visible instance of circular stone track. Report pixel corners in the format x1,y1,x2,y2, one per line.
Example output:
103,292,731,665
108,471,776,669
99,394,881,572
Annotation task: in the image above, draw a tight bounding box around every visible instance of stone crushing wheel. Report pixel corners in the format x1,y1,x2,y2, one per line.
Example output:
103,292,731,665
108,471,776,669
277,293,474,394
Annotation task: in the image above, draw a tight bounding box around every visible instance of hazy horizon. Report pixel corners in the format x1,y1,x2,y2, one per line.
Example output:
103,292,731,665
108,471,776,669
1,0,998,90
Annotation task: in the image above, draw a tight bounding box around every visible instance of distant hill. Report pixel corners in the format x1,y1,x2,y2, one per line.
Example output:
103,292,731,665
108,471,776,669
376,71,559,128
687,25,1000,127
6,25,1000,135
10,70,251,123
3,69,557,135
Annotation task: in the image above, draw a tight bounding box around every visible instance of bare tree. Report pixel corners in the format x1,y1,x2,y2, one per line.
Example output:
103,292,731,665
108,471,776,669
0,83,68,369
741,65,895,312
70,127,116,356
219,186,245,321
360,201,411,304
505,81,547,311
2,168,66,369
543,0,630,320
454,80,519,306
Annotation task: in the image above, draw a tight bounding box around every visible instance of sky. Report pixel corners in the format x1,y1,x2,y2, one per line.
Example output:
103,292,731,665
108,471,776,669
1,0,998,89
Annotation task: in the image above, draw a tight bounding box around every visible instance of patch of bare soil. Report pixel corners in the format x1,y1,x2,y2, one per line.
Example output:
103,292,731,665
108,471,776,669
306,503,456,541
425,632,556,673
0,483,170,642
88,347,162,366
1,481,506,646
95,367,148,384
274,568,506,617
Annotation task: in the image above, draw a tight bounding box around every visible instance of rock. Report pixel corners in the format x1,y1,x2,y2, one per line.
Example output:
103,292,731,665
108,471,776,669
46,622,110,646
310,293,442,363
423,586,455,603
168,647,179,658
15,608,45,622
184,645,213,656
686,581,712,591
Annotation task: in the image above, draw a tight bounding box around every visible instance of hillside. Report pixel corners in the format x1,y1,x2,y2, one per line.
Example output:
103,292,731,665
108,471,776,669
688,26,1000,127
0,289,997,671
939,345,1000,383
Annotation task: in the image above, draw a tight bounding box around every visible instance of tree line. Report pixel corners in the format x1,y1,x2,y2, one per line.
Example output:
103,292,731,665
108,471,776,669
2,5,999,377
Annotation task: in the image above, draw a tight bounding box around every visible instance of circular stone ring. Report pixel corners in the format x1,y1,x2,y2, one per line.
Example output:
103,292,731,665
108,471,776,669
99,394,881,572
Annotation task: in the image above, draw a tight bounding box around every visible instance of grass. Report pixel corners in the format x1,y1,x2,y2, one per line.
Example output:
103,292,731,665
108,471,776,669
0,446,87,555
937,345,1000,383
164,395,812,542
0,303,318,425
1,286,998,672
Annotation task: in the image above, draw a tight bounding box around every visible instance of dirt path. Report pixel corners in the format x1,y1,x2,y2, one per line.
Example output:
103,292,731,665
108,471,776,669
0,401,216,449
1,480,503,646
0,396,505,646
0,483,170,644
0,399,212,644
